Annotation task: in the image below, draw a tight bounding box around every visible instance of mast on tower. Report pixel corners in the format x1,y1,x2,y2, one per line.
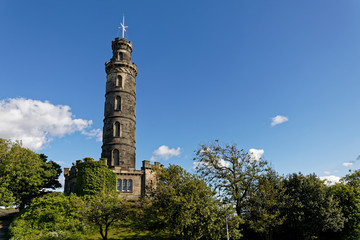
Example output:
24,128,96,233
117,15,128,39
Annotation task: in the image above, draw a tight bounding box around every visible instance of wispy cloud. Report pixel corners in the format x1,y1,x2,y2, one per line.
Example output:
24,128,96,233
82,128,102,142
343,161,354,167
150,145,181,161
0,98,99,150
271,115,288,127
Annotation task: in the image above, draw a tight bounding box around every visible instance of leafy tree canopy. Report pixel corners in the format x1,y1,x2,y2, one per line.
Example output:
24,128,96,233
9,193,87,240
78,192,127,240
0,138,62,209
193,140,269,217
281,173,345,240
245,169,287,240
144,164,242,240
327,170,360,240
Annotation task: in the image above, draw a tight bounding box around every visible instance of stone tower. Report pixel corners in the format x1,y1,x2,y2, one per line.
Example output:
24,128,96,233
101,37,137,169
64,35,163,198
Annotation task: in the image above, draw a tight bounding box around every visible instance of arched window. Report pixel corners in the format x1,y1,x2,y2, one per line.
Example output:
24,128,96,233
116,75,122,88
119,52,123,60
114,122,120,137
122,180,127,192
117,179,122,191
113,149,119,166
115,96,121,111
127,179,132,192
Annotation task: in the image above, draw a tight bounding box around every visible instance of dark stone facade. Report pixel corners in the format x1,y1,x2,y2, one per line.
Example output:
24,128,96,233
102,38,137,169
64,37,162,198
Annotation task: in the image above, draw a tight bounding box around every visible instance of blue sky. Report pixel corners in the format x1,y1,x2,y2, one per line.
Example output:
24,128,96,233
1,0,360,186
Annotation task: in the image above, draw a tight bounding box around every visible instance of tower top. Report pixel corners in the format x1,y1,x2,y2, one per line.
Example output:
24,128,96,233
117,15,128,39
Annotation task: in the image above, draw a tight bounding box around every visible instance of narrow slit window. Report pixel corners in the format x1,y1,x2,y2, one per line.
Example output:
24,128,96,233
127,180,132,191
113,149,119,166
119,52,123,60
122,180,127,192
117,179,122,191
114,122,120,137
115,96,121,111
116,76,122,88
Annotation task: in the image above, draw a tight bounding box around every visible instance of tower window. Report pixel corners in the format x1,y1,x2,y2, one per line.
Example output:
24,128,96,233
116,75,123,88
119,52,123,60
114,122,121,137
122,180,127,192
117,179,122,191
127,179,133,191
115,96,121,111
113,149,119,166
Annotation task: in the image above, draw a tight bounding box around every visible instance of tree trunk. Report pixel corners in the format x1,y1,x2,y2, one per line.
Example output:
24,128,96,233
105,224,109,240
100,224,106,240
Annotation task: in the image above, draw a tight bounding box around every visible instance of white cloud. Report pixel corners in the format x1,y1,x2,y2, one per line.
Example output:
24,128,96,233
324,171,331,175
249,148,264,161
343,162,354,167
150,145,181,161
319,175,341,186
57,176,65,191
0,98,99,150
271,115,288,127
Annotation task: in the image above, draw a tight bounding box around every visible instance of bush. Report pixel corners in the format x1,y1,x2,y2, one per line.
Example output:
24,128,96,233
9,194,87,240
75,158,116,196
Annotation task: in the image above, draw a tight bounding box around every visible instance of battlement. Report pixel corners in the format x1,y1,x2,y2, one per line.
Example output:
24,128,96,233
141,160,164,170
112,38,133,53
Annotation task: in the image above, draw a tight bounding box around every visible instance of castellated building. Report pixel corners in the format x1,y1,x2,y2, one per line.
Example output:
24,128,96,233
64,37,163,199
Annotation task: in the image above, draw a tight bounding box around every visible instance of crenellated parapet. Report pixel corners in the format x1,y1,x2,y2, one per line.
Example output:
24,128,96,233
112,38,133,53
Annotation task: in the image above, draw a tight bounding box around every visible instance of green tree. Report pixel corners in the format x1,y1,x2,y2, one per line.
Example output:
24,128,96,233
74,157,116,196
193,140,269,217
38,154,62,189
144,164,242,240
327,170,360,240
0,138,14,206
79,192,127,240
246,169,287,240
281,173,345,240
0,139,62,210
0,180,14,207
9,193,85,240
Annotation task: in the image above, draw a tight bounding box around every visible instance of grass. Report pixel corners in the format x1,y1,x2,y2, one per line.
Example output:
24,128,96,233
83,222,172,240
1,208,171,240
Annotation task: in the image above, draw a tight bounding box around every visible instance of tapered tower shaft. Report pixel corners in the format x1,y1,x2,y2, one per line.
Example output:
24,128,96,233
101,37,137,169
